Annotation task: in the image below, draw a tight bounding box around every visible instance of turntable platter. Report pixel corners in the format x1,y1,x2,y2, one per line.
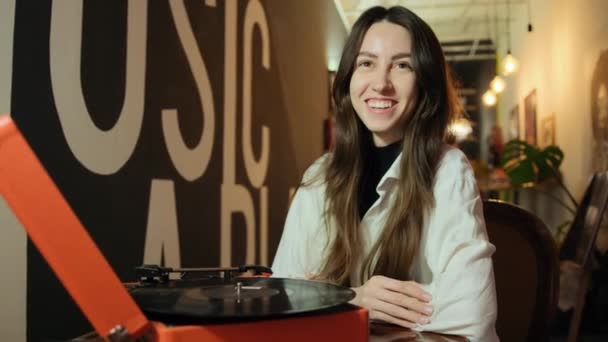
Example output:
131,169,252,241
129,277,356,323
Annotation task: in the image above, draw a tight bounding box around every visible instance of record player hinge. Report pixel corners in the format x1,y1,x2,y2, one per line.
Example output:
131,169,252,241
108,325,131,342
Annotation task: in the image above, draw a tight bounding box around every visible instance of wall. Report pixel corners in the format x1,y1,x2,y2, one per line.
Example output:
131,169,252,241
0,1,347,341
265,0,346,172
497,0,608,229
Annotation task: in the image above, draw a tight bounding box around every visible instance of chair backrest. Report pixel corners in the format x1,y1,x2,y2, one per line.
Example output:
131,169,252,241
556,172,608,341
560,172,608,267
483,200,559,342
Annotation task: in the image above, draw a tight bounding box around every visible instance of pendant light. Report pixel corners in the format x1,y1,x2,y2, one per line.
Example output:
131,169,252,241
502,0,519,76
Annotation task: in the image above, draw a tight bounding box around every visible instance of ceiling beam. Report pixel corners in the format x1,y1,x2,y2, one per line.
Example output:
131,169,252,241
446,54,496,61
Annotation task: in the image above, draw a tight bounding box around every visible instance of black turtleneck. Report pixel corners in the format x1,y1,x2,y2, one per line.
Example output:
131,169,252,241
358,140,402,220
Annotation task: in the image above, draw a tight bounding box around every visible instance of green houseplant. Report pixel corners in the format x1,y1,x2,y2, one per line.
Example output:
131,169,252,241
500,139,578,240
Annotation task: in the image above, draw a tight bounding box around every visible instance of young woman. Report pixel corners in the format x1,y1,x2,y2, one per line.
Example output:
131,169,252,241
272,6,497,341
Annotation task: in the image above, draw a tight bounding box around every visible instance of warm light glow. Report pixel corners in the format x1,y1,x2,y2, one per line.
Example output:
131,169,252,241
490,75,506,93
327,55,340,72
449,118,473,142
483,90,497,107
502,53,519,75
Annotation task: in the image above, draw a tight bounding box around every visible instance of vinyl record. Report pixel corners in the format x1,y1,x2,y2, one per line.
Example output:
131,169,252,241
129,277,356,323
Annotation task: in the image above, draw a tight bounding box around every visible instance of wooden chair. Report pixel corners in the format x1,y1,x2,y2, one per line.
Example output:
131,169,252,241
556,172,608,342
483,200,559,342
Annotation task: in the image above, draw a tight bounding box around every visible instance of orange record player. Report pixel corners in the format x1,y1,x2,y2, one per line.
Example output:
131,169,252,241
0,115,369,342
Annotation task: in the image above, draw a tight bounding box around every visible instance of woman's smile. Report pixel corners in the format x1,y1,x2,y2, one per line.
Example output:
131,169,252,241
365,98,398,114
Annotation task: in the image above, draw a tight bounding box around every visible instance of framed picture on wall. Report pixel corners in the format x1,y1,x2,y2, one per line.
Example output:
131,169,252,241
541,114,556,147
524,89,538,145
509,104,520,140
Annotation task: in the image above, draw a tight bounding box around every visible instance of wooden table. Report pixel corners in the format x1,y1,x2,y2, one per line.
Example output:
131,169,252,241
370,323,468,341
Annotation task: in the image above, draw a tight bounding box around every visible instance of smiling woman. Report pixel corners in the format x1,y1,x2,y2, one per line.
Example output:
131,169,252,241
272,5,498,341
349,21,418,147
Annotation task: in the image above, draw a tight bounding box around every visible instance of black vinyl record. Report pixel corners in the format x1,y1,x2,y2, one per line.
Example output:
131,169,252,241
129,277,356,324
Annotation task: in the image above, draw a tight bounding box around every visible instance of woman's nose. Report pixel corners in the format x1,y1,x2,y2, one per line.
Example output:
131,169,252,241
371,70,393,93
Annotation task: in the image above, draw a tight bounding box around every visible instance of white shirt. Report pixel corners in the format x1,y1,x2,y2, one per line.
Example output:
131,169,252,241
272,146,498,341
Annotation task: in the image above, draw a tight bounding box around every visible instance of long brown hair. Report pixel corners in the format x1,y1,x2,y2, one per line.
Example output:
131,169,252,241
316,6,460,285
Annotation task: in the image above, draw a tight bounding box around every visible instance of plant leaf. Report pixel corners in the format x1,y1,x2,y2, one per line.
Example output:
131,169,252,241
499,139,565,186
500,140,538,185
536,146,564,181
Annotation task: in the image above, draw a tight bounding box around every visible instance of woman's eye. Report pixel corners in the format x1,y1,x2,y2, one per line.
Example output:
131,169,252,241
357,60,372,68
396,62,412,70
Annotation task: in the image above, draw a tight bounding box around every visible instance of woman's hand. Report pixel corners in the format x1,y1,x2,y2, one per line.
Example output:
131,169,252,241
350,275,433,329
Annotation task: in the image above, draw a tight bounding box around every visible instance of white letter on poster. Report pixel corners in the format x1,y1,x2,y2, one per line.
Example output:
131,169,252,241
163,0,216,181
242,0,270,188
50,0,147,174
0,0,16,113
143,179,181,268
221,184,256,266
259,186,268,265
221,0,256,266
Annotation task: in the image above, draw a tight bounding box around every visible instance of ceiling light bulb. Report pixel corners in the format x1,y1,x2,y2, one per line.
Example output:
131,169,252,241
483,90,497,107
490,76,506,93
503,53,519,76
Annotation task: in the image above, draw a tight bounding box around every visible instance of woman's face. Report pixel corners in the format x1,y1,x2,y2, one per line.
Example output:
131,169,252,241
349,21,418,147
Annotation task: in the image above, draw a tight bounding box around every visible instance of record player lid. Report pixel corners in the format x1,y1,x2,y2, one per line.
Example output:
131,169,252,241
0,117,150,339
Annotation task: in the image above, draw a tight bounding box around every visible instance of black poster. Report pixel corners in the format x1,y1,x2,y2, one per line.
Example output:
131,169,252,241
7,0,300,339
